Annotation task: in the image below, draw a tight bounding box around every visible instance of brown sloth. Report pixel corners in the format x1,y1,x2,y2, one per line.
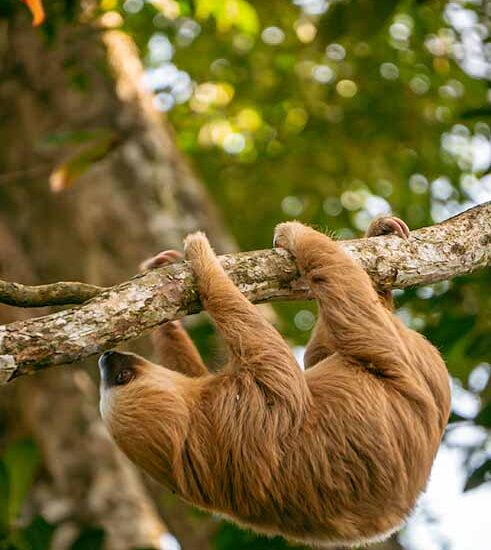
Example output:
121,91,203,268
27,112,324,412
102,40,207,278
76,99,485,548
99,217,451,548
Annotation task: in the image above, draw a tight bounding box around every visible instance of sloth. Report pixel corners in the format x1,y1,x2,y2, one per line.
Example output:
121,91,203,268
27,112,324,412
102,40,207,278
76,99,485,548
99,218,451,548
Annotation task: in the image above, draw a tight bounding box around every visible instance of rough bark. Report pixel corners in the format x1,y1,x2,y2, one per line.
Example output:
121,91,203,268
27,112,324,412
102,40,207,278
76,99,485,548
0,200,489,383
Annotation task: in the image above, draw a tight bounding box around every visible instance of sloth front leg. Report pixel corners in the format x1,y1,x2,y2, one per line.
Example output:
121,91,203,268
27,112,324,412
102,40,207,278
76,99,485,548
302,216,410,368
140,249,208,377
184,232,308,405
273,222,407,375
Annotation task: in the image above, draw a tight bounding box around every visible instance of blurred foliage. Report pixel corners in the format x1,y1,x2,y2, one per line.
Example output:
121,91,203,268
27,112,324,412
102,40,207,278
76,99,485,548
0,439,53,550
214,522,306,549
69,527,106,550
0,439,107,550
2,0,491,548
0,439,40,534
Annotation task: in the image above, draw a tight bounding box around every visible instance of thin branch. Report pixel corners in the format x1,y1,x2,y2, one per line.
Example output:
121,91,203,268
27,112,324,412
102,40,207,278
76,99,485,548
0,202,489,384
0,280,105,307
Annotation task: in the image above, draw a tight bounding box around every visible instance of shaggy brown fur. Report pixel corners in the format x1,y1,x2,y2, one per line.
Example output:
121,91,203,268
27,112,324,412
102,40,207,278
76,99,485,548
99,218,451,548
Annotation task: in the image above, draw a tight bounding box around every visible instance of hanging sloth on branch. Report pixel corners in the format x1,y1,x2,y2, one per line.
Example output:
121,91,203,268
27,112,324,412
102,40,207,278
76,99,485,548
99,217,451,548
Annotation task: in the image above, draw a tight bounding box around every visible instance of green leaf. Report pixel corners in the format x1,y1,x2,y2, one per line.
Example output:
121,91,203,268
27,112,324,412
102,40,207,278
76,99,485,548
464,459,491,492
474,402,491,428
70,527,105,550
195,0,259,35
0,461,9,537
17,516,55,550
2,440,40,525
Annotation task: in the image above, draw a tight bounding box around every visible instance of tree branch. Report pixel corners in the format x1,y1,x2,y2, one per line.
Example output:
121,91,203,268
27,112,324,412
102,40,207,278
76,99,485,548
0,280,105,307
1,202,489,383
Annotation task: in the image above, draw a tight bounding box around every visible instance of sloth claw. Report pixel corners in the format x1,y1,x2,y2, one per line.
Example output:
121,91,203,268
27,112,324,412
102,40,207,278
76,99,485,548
139,249,183,272
366,216,410,239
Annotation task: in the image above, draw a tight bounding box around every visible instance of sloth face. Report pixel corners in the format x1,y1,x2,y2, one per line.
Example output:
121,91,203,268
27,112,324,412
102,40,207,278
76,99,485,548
98,350,161,393
98,350,162,424
98,350,181,400
98,349,188,476
98,350,141,389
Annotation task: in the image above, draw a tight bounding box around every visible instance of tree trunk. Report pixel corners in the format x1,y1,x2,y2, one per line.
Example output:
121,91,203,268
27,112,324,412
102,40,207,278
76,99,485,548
0,11,231,550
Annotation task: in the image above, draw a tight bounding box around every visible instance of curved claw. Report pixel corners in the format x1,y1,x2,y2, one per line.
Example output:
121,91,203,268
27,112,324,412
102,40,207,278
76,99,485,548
272,221,305,255
366,216,410,239
272,234,282,249
386,217,410,239
139,249,183,272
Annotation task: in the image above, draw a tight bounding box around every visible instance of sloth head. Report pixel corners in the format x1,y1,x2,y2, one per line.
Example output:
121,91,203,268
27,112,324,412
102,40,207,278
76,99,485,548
99,350,155,423
99,351,189,430
99,351,190,486
98,350,191,480
98,350,186,426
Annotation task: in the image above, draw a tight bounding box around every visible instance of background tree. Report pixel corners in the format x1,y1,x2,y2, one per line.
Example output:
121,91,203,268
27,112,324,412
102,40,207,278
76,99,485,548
0,1,490,550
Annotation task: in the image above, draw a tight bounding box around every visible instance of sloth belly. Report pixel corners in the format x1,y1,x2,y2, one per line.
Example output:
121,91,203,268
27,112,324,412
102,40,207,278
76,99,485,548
196,449,416,548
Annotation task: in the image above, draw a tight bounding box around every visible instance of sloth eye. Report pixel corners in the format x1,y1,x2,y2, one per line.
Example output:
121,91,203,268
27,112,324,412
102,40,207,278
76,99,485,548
115,368,134,386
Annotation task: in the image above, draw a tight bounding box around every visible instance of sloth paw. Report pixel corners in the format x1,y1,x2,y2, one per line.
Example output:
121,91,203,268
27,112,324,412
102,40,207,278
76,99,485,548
273,221,311,257
183,231,216,263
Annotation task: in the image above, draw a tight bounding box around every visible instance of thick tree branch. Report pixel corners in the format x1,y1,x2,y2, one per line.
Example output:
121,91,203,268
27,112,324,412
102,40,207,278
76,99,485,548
0,202,489,383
